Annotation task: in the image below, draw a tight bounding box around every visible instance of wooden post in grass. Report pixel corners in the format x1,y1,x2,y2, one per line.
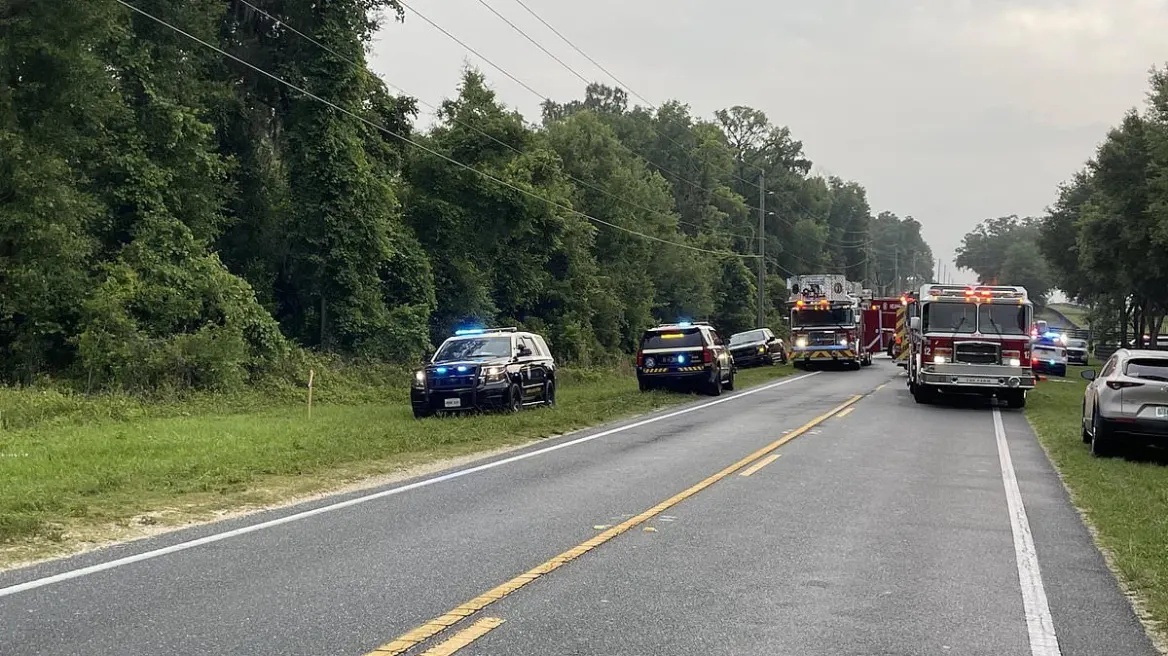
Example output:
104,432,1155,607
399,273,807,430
307,369,315,418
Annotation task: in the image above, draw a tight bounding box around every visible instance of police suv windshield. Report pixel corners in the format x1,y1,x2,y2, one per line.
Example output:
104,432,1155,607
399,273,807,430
729,330,768,346
433,336,513,362
792,309,852,327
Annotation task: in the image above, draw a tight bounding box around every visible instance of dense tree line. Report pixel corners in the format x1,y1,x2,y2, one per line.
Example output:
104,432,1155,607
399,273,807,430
1039,67,1167,345
955,215,1054,307
0,0,934,390
955,66,1168,342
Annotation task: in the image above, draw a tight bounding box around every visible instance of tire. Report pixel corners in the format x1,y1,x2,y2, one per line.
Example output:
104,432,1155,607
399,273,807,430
1081,403,1092,444
1090,411,1118,457
724,366,736,391
1057,365,1067,378
707,371,723,396
912,382,934,404
849,360,861,371
638,377,655,392
793,361,805,371
505,383,523,413
543,378,556,407
412,407,433,420
1005,390,1026,409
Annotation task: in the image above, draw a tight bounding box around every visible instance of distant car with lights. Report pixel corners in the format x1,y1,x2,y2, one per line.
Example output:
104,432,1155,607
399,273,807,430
1080,349,1168,457
727,328,787,368
636,322,735,395
1031,326,1069,377
1065,337,1090,365
410,327,556,419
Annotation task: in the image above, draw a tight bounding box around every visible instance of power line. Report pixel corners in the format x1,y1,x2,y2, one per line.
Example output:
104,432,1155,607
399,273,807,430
114,0,757,261
483,1,871,250
232,0,755,242
397,1,752,207
480,0,764,193
473,0,590,87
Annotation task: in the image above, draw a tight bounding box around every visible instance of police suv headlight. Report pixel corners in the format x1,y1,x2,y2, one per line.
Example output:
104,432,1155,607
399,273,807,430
933,355,946,364
412,370,425,388
481,366,506,383
795,337,807,348
757,345,766,353
1008,358,1021,367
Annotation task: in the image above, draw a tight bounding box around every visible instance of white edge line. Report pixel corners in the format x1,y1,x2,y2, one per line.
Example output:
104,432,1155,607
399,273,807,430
993,408,1062,656
0,371,821,598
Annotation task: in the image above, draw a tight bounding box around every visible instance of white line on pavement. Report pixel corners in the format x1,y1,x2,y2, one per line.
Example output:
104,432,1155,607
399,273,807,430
993,408,1062,656
0,371,823,599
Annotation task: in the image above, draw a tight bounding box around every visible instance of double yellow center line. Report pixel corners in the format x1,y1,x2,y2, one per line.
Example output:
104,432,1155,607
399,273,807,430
367,393,865,655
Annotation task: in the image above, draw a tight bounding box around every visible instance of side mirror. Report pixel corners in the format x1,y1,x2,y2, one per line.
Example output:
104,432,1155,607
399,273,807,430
909,316,921,331
1081,369,1097,381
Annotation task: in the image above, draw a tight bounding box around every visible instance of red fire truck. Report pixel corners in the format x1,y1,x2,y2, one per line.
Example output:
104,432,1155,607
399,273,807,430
904,283,1036,408
787,274,872,370
862,297,904,357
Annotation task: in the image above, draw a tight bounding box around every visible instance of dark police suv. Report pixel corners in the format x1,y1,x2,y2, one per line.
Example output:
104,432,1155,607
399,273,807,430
411,327,557,419
636,322,735,395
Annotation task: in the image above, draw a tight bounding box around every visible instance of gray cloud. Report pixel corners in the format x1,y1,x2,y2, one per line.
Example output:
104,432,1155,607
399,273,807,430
369,0,1168,282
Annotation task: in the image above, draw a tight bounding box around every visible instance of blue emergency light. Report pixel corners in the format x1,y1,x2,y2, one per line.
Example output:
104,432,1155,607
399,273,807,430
436,367,449,375
455,328,486,336
677,321,692,327
456,365,468,373
677,355,687,364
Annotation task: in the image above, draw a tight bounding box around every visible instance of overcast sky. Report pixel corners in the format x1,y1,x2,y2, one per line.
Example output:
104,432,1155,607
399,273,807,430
368,0,1168,285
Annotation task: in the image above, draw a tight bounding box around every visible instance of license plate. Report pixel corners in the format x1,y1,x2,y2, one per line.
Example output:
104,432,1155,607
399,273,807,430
1156,407,1168,419
957,376,996,385
444,398,462,408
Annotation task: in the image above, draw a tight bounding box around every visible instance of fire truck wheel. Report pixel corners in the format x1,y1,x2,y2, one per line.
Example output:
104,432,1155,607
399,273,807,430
793,361,806,371
1004,390,1026,409
848,360,861,371
912,383,934,404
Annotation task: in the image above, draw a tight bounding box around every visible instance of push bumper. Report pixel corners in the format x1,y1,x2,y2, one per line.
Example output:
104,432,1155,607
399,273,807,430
919,363,1035,390
638,365,713,381
791,345,857,362
411,381,509,411
730,351,770,367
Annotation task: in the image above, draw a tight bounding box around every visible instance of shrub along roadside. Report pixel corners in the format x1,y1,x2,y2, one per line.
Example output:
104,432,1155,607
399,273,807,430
1027,368,1168,640
0,363,795,566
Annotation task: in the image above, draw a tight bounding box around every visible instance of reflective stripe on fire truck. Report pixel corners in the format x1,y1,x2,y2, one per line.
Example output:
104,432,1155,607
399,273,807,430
894,304,909,361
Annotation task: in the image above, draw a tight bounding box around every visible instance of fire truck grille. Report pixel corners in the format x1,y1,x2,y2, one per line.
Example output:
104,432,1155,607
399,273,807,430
808,332,838,346
954,342,1000,365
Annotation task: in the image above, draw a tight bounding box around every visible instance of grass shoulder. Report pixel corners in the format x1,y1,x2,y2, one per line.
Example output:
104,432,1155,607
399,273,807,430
0,362,796,569
1026,365,1168,643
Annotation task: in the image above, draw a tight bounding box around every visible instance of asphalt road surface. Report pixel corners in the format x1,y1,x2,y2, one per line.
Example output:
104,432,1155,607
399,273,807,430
0,361,1158,656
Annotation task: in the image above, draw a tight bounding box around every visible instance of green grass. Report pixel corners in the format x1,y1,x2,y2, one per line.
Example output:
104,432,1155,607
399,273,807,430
0,363,795,564
1027,366,1168,638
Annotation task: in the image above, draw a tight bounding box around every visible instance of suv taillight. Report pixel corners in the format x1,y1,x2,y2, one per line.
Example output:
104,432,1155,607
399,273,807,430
702,348,713,364
1107,380,1144,390
636,351,644,367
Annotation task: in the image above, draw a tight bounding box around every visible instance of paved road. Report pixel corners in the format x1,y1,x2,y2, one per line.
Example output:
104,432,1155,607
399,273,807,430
0,361,1157,655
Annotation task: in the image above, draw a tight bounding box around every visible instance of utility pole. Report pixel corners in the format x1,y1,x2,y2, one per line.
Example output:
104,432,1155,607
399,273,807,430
893,249,899,293
757,170,766,328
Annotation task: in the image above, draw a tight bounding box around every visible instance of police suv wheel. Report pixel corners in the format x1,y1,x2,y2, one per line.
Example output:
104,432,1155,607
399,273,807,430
506,384,523,413
724,367,736,391
544,379,556,407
